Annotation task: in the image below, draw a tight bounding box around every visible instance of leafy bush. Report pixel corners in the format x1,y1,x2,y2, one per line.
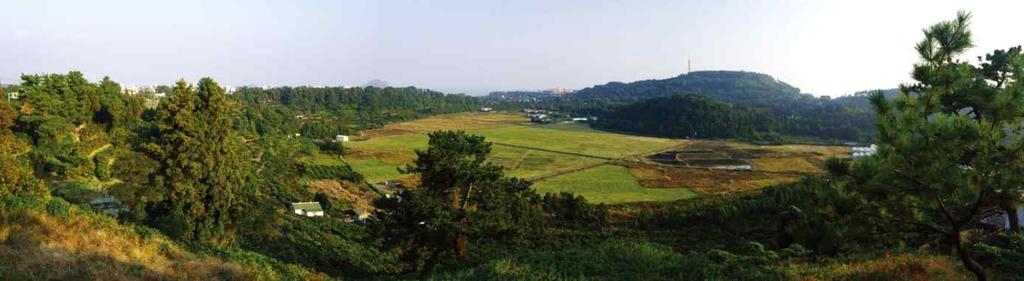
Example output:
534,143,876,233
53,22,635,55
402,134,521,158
974,232,1024,280
299,163,362,181
541,192,608,229
45,198,72,217
94,152,112,181
432,240,791,281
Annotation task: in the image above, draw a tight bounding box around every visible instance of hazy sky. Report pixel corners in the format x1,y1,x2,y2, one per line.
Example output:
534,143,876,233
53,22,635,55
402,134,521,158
1,0,1022,96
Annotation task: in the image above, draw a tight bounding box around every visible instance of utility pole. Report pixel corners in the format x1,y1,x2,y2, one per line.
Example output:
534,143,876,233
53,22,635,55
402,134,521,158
687,58,691,74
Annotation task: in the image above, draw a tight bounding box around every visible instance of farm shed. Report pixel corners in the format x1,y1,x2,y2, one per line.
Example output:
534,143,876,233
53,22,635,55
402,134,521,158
290,202,325,217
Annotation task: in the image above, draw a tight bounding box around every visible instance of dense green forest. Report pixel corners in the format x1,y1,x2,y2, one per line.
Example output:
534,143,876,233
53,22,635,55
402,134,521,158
233,86,485,139
594,94,779,139
536,71,878,142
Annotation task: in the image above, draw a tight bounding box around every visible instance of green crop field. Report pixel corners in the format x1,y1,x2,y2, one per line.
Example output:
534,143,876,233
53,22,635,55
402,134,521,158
488,145,605,179
473,126,684,158
347,137,604,181
347,158,405,183
531,165,699,204
344,114,686,184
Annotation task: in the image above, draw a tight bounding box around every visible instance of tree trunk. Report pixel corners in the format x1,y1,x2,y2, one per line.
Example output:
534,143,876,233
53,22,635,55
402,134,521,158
419,248,445,280
453,233,468,260
1003,203,1020,232
952,231,987,281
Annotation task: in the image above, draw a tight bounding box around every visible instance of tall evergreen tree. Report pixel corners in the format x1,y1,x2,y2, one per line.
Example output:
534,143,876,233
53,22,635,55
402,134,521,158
856,12,1024,281
371,131,543,276
147,78,248,245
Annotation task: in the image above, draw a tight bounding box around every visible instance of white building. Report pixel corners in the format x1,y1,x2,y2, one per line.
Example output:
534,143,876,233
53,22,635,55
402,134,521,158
335,135,350,142
290,202,325,217
6,91,18,100
851,144,878,159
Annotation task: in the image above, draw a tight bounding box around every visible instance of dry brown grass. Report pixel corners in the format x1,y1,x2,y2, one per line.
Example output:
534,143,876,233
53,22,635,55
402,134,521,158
0,208,329,281
727,142,850,159
344,150,414,166
796,254,971,281
629,164,801,195
749,157,824,174
307,180,379,212
359,113,526,139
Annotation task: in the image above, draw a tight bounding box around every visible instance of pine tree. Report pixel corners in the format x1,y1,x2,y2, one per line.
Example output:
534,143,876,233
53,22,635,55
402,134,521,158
858,12,1024,281
371,131,543,276
147,78,248,245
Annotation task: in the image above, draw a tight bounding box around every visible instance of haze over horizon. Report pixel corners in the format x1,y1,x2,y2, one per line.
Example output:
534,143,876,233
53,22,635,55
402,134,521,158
1,0,1022,96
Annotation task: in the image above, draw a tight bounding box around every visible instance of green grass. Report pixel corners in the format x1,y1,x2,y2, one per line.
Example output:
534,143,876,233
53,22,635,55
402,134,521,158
532,165,698,204
344,123,686,199
309,153,346,166
533,122,603,133
488,146,605,179
472,126,682,158
347,158,405,183
345,134,429,152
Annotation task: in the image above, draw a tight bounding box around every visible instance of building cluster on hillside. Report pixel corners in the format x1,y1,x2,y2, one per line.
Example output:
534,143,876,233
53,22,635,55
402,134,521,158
851,144,877,159
122,84,236,97
487,88,577,102
522,109,595,124
523,109,555,123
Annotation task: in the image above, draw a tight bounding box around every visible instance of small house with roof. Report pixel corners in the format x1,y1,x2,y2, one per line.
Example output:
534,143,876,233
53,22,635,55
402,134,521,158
290,202,325,217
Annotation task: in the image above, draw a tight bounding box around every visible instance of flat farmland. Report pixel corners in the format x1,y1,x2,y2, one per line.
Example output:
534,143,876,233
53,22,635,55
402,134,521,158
472,126,686,159
358,112,526,138
531,165,699,204
343,112,847,204
345,127,621,182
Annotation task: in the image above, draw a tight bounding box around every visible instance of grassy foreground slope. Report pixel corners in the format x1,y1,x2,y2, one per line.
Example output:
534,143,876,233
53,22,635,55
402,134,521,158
532,165,698,204
0,197,329,281
433,240,970,281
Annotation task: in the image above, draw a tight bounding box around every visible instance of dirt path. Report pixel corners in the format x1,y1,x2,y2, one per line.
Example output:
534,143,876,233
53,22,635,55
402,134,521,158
525,161,610,182
87,143,112,158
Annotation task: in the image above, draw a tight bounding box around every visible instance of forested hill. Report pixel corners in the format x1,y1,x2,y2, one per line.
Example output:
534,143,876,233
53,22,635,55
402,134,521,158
571,71,813,106
234,86,482,113
563,71,877,142
594,94,777,139
232,86,486,138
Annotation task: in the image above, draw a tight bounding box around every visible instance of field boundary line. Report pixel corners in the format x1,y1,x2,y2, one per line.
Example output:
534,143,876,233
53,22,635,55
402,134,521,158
490,142,612,160
525,161,609,181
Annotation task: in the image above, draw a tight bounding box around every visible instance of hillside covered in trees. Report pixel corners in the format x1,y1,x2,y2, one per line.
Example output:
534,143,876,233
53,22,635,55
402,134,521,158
234,86,485,139
594,94,778,139
556,71,877,142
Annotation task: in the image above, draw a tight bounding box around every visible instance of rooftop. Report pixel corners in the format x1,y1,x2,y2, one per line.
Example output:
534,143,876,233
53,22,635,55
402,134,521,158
291,202,323,212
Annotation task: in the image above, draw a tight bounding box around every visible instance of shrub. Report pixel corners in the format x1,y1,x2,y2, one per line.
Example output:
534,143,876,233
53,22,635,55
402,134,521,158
299,163,362,181
45,198,72,217
541,192,608,229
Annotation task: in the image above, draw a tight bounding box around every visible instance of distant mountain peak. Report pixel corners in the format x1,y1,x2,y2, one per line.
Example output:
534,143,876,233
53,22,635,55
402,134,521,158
363,79,390,88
